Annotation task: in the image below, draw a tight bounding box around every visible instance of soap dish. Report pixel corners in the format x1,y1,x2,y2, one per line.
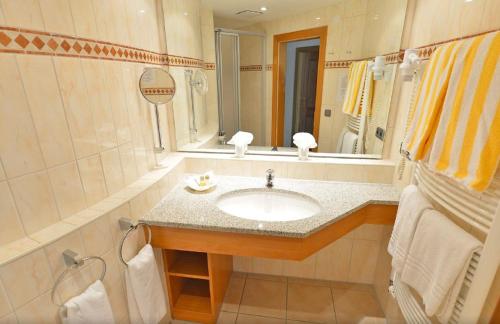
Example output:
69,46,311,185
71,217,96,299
185,171,217,192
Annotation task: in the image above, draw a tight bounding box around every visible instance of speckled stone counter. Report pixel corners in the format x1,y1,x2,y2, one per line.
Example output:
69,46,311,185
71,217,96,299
141,175,401,238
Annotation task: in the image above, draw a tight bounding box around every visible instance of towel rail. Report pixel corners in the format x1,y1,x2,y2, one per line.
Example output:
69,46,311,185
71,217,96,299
347,115,361,134
118,217,152,266
391,162,499,324
51,250,106,309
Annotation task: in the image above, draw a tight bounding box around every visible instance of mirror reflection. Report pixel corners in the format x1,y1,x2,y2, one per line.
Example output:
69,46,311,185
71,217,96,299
173,0,408,157
139,68,176,104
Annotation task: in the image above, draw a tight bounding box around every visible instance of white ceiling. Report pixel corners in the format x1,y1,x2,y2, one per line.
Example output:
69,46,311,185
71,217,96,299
202,0,341,23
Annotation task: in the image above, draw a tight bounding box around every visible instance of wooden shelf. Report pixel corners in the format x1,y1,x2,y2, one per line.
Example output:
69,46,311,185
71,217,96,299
172,278,211,314
169,252,209,280
163,249,233,323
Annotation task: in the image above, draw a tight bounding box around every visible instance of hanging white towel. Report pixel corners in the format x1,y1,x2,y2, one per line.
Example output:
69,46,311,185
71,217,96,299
388,185,433,273
340,131,358,154
125,244,167,324
401,210,482,323
61,280,115,324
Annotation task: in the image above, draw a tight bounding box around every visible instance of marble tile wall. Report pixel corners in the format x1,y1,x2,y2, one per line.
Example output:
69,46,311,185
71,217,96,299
0,1,168,321
0,0,164,248
0,156,185,323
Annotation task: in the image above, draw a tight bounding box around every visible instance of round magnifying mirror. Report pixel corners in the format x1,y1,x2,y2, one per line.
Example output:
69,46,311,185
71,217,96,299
139,68,176,104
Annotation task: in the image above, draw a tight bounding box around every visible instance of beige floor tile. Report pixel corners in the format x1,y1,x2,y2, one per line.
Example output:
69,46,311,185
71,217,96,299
332,289,384,324
218,311,238,324
330,282,376,294
237,314,286,324
287,282,335,323
239,278,287,319
246,273,287,282
221,275,246,313
287,321,316,324
288,276,331,287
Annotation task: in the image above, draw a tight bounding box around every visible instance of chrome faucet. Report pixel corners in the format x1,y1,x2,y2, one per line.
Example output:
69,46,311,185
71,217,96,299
266,169,274,188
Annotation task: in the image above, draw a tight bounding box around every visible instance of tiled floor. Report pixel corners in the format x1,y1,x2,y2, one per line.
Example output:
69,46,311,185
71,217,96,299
217,272,386,324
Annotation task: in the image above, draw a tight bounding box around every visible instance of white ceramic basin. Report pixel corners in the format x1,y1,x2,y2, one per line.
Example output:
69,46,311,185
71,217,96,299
216,189,321,222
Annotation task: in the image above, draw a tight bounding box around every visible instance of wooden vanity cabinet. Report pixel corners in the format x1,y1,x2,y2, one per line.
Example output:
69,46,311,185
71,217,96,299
151,204,397,323
162,249,232,323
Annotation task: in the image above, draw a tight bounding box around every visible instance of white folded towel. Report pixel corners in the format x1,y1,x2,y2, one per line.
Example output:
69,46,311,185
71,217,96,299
61,280,115,324
401,210,482,323
388,185,433,273
293,132,317,149
125,244,167,324
227,131,254,146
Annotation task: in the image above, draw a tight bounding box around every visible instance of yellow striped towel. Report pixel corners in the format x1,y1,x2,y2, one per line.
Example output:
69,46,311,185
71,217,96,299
428,31,500,192
342,60,371,116
403,41,463,161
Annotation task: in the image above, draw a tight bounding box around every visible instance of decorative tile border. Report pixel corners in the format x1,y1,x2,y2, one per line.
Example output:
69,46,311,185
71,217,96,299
415,28,499,60
204,62,216,70
240,64,263,71
1,25,497,71
0,26,205,68
325,60,352,69
142,87,175,95
0,26,164,64
324,51,404,69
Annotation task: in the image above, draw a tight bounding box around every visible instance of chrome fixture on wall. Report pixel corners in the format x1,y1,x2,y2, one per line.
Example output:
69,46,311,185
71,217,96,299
139,67,176,152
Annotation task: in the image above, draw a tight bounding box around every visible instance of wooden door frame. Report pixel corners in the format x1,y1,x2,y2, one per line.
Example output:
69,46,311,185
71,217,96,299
271,26,327,147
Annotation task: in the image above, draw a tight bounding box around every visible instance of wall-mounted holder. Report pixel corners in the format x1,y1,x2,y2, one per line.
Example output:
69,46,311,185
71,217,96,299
399,49,421,81
118,217,152,266
371,56,386,80
51,250,106,310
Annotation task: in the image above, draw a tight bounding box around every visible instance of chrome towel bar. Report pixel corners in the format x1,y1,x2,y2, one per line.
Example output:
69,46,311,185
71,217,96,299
118,217,152,266
51,249,106,309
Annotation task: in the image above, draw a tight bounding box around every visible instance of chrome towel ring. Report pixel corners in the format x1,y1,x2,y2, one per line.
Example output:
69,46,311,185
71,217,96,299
118,217,152,266
51,249,106,309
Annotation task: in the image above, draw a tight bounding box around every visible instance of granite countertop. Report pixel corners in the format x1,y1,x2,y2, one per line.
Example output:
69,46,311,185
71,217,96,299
141,175,401,238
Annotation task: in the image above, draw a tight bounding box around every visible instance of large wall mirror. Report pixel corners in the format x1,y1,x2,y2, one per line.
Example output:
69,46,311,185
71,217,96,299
171,0,408,158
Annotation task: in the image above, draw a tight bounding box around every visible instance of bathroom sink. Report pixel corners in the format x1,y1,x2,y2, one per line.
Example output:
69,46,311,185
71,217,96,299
216,189,321,222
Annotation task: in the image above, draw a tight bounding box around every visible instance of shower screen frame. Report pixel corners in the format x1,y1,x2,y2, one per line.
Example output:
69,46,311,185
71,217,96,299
214,28,266,144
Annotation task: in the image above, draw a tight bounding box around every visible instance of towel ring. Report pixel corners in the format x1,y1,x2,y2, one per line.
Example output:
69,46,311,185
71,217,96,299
118,217,152,266
51,250,106,308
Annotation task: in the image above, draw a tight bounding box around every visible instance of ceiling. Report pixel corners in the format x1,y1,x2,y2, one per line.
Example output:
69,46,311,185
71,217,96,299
202,0,341,24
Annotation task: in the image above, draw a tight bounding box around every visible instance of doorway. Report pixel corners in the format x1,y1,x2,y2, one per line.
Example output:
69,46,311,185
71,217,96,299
271,26,327,147
283,39,320,146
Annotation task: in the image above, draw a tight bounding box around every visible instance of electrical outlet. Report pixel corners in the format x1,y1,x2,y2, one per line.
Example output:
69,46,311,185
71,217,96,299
376,127,385,140
324,109,332,117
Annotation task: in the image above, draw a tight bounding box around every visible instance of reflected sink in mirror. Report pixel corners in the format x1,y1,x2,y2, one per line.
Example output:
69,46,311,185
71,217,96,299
216,189,321,222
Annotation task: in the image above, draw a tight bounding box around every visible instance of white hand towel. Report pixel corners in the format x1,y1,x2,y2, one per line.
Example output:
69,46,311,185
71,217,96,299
125,244,167,324
336,128,348,153
61,280,115,324
401,210,482,323
388,185,433,273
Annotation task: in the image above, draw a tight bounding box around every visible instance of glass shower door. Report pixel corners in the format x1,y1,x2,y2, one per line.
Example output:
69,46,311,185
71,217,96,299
215,31,240,142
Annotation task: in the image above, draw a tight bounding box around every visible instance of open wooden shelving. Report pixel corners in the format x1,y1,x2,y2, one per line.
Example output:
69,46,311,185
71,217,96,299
163,250,232,324
168,251,209,279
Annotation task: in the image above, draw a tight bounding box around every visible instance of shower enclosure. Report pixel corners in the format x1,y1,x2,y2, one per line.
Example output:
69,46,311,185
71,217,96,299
214,28,266,145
